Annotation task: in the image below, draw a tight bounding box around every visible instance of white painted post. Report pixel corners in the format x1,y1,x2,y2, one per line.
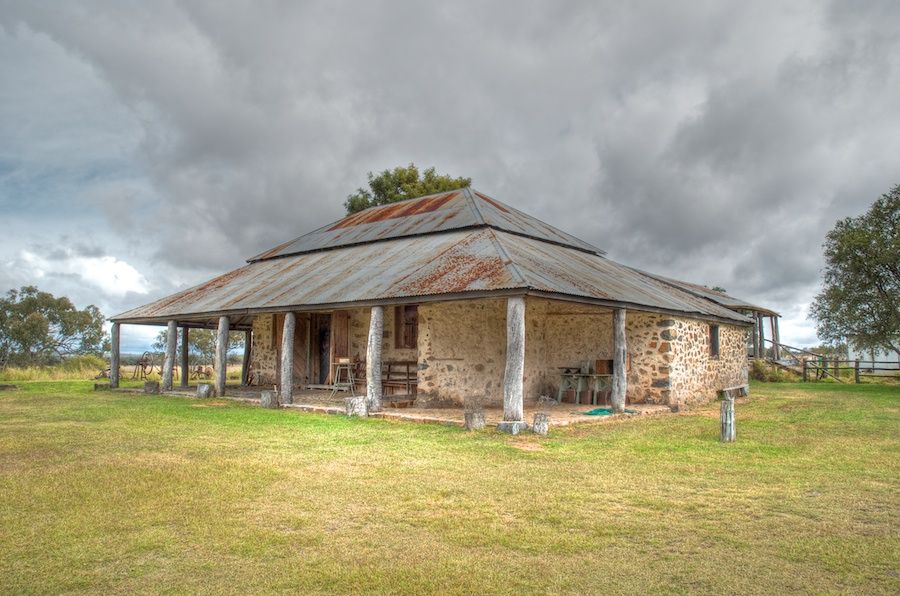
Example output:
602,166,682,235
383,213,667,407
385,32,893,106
280,312,296,405
499,296,526,434
162,320,177,391
214,316,229,397
366,305,384,412
180,327,189,388
109,322,120,388
611,308,627,413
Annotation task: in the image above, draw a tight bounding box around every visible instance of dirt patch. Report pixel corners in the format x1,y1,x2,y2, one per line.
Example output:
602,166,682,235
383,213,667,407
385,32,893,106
509,440,544,452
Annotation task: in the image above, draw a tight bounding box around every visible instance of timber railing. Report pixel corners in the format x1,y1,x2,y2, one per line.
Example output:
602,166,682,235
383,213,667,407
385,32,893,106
756,340,898,383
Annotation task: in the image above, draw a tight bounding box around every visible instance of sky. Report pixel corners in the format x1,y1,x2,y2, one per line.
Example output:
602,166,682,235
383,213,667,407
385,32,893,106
1,0,898,353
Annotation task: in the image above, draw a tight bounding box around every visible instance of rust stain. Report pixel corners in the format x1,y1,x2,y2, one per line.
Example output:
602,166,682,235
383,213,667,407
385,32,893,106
475,191,510,213
328,192,458,230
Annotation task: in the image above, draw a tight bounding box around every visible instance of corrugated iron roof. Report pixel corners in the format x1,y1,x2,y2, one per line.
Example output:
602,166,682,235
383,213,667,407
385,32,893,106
114,226,752,325
248,188,604,261
637,271,779,316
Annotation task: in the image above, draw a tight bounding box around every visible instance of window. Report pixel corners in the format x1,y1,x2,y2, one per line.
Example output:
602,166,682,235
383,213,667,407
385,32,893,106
395,305,418,349
709,324,720,358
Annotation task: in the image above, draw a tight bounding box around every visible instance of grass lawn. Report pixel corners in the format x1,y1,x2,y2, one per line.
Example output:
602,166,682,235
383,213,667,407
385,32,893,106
1,381,898,594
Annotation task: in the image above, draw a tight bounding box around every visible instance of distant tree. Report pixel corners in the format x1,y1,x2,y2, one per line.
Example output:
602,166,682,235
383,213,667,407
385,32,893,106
809,185,900,356
0,286,107,367
152,328,244,365
344,163,471,214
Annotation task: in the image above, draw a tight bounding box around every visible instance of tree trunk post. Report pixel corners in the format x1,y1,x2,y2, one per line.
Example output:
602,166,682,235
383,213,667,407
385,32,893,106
854,359,860,384
109,322,120,388
720,395,736,442
498,296,527,434
180,327,189,387
280,312,296,405
833,358,839,379
611,308,627,413
802,359,809,382
161,320,177,391
214,316,230,397
366,305,384,413
773,316,781,360
758,314,765,357
241,330,252,386
750,313,759,358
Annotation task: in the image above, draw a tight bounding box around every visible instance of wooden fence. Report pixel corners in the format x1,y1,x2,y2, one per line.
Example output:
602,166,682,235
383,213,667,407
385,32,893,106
802,359,899,383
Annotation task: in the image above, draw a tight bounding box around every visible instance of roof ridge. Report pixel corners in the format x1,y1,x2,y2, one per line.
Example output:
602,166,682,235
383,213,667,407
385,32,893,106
486,228,529,287
462,187,488,225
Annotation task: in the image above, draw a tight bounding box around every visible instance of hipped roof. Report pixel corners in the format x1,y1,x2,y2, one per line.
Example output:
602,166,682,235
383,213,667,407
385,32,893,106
113,189,753,326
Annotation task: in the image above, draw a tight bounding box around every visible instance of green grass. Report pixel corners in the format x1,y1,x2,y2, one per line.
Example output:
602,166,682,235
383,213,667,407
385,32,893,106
1,381,897,594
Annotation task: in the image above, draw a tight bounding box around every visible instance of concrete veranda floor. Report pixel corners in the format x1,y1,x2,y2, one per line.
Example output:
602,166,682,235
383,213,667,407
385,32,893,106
153,384,672,428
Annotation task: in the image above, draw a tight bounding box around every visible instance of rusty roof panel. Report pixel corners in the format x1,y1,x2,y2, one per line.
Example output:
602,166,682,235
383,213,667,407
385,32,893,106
492,231,753,322
249,188,604,261
115,227,751,324
637,272,779,316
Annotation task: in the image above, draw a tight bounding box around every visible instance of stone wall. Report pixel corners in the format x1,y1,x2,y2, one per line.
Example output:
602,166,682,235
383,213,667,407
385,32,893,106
417,299,507,407
250,314,278,386
667,318,749,407
249,297,749,408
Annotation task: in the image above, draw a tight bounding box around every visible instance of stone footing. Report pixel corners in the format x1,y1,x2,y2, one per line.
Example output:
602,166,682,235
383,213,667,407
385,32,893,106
497,420,528,435
196,384,213,398
345,395,368,417
144,381,160,394
260,390,279,408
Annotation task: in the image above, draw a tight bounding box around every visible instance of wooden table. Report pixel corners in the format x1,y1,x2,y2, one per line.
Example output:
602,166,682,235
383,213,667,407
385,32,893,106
557,371,612,405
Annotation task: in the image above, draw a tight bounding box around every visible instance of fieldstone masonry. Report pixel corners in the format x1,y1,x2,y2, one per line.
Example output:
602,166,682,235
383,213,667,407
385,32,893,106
247,296,749,409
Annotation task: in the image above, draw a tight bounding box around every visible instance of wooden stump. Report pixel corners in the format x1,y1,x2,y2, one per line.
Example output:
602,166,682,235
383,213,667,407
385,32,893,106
532,412,550,435
345,395,368,417
144,381,160,394
464,411,486,430
196,384,213,398
260,390,278,409
719,395,735,442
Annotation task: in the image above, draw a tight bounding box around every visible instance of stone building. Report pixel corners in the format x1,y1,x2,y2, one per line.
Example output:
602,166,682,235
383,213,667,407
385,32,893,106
110,188,753,430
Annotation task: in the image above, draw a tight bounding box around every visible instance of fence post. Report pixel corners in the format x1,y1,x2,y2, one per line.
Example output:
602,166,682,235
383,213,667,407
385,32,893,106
802,359,808,382
832,358,839,379
854,359,860,384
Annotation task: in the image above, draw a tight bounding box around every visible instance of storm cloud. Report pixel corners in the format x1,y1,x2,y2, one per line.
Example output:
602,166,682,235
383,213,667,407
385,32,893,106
1,0,898,348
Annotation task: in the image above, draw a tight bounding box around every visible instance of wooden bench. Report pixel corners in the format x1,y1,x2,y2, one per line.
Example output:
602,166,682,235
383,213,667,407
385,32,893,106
352,360,418,395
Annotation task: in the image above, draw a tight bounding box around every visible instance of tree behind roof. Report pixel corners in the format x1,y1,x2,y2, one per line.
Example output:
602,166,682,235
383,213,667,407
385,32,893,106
344,163,471,214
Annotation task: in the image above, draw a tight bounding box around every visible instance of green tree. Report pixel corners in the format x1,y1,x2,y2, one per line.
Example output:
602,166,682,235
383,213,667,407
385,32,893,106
152,328,244,365
809,185,900,356
0,286,108,367
344,163,471,214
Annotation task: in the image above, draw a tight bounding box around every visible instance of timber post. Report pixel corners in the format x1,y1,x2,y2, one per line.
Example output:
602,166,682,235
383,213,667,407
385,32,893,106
751,316,758,359
180,327,189,388
214,316,230,397
241,330,252,386
366,305,384,412
758,314,765,358
854,359,860,384
280,312,296,405
611,308,627,413
161,320,177,391
720,395,736,442
773,316,781,360
498,296,527,434
802,359,809,382
109,322,120,389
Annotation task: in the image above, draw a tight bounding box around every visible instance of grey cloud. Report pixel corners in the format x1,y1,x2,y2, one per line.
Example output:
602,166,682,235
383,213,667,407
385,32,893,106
1,0,898,348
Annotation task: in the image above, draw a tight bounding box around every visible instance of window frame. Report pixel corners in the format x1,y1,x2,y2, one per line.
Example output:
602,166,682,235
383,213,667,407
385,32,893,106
394,305,418,350
709,324,720,359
